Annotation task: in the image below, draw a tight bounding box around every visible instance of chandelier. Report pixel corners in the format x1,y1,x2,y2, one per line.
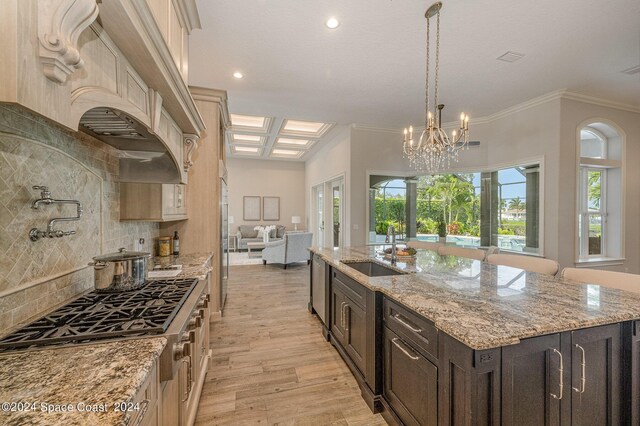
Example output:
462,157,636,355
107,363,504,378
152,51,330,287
403,2,470,172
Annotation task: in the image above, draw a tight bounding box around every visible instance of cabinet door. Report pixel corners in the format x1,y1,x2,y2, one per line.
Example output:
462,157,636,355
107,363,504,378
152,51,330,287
331,286,347,345
502,333,562,426
384,327,438,426
311,256,327,324
174,184,186,215
344,298,367,375
570,324,621,426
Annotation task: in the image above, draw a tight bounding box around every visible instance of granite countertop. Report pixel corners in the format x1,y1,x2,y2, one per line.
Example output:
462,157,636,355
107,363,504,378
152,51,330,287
310,245,640,350
0,337,166,426
149,252,213,280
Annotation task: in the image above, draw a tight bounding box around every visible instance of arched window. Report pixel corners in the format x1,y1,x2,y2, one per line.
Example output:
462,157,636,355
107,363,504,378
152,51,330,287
577,123,623,261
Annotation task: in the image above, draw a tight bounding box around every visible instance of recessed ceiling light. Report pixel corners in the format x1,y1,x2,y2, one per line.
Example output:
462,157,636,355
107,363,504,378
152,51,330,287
233,72,243,79
283,120,324,133
279,119,333,138
230,114,266,128
276,138,311,146
272,149,300,155
233,134,263,143
234,146,259,153
325,17,340,29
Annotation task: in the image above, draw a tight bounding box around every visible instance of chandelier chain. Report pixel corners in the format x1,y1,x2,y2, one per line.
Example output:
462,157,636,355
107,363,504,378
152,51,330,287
402,2,470,173
424,14,430,128
434,9,440,114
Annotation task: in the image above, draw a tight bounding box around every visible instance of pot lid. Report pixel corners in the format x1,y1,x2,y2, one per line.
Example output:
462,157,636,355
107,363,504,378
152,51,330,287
92,248,150,262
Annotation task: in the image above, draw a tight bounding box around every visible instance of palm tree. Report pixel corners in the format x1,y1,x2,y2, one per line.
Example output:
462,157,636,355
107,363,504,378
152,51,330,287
420,174,475,227
508,197,525,218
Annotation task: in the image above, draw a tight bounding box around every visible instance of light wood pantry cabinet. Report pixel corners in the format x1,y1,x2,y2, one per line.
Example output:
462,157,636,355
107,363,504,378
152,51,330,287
121,183,187,222
161,87,229,319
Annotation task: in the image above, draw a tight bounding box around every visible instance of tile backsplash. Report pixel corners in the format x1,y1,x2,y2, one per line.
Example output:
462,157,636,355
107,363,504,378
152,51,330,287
0,104,159,335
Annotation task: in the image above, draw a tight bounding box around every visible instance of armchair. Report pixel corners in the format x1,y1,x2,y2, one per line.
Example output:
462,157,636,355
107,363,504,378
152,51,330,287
262,232,313,269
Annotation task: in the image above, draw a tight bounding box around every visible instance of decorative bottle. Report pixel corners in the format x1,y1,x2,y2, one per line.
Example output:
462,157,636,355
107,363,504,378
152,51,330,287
173,231,180,256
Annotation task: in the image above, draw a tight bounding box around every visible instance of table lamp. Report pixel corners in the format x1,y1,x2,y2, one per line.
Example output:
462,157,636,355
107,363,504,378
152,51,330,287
291,216,301,231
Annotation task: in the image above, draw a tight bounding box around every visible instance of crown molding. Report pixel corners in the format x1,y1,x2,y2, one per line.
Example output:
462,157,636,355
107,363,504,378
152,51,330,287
559,91,640,114
351,89,640,134
351,123,400,134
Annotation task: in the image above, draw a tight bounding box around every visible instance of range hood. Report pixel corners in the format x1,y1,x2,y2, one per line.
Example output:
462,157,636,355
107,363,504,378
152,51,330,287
79,107,182,183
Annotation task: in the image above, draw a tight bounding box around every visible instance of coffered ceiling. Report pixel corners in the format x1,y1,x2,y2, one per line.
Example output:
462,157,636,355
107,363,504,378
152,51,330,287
190,0,640,161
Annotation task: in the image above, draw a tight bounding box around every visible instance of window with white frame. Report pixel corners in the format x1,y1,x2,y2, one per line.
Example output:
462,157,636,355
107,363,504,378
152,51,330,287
577,125,623,261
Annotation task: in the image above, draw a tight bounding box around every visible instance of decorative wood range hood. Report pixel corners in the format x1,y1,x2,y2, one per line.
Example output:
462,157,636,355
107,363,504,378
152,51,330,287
0,0,206,183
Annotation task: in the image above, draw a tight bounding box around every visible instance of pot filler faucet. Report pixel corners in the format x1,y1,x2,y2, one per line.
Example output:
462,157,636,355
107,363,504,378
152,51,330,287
29,185,83,241
385,225,397,264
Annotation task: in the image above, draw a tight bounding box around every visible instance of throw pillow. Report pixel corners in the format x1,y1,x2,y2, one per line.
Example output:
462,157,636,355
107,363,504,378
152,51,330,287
269,228,277,238
276,225,286,238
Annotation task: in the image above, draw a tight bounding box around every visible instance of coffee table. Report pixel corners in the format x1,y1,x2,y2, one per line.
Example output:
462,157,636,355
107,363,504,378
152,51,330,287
247,242,266,257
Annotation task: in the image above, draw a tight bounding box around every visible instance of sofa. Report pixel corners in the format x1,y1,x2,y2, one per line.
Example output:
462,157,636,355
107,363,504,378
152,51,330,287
262,232,313,269
236,225,286,250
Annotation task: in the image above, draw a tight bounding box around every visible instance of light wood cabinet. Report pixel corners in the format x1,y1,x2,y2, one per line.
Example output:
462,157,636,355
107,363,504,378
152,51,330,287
120,183,187,222
0,0,204,184
161,87,229,317
130,358,161,426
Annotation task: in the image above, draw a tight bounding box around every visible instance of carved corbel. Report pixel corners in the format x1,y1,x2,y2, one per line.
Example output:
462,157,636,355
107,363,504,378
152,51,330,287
183,134,200,172
38,0,100,83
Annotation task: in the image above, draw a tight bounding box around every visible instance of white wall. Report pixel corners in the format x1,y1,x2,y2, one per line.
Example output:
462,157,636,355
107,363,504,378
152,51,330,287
485,99,561,262
227,158,306,231
305,125,351,244
338,94,640,273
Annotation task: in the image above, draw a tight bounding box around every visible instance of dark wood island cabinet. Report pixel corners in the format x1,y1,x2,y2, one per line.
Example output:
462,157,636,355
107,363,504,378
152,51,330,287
309,246,640,426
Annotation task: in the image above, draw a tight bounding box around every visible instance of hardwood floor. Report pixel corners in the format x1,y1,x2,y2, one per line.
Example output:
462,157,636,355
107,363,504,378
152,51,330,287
195,263,386,426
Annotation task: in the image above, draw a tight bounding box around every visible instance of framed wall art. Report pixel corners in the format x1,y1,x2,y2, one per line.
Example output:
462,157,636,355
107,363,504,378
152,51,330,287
262,196,280,221
243,196,261,221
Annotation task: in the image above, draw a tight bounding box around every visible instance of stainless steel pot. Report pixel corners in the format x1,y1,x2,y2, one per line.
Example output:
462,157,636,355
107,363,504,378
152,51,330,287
90,248,150,292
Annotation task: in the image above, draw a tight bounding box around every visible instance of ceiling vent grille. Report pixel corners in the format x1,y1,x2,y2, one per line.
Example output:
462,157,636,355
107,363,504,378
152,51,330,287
621,65,640,75
497,51,525,63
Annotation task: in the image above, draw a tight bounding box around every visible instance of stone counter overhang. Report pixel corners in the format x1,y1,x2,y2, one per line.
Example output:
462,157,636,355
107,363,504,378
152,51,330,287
310,245,640,350
0,337,166,426
149,252,213,281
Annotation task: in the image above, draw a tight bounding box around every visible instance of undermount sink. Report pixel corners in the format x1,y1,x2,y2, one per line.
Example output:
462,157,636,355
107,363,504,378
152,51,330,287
343,261,405,277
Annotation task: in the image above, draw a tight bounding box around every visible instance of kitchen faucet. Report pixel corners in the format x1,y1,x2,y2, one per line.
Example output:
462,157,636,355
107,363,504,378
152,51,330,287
386,225,397,264
29,185,83,241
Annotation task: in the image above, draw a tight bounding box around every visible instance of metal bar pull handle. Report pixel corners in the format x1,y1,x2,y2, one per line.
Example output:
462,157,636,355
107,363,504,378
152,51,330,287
133,399,150,426
393,313,422,333
340,302,345,329
572,344,586,394
550,348,564,400
392,338,420,361
344,304,349,332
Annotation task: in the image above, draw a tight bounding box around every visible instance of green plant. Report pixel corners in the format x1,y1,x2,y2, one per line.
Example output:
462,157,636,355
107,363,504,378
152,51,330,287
417,218,438,234
437,219,447,237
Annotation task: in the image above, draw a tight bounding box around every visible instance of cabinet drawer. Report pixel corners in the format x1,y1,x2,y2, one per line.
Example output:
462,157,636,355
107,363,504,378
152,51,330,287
384,326,438,426
384,297,438,360
333,270,367,309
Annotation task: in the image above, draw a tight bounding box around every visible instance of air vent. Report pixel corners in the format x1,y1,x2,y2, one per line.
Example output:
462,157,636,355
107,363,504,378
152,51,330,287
80,108,146,139
497,51,525,63
621,65,640,75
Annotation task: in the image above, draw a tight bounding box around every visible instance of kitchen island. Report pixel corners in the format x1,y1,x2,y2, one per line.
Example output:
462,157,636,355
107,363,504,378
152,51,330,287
309,246,640,425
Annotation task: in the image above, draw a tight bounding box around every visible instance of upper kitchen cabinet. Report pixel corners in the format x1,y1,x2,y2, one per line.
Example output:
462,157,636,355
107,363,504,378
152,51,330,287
0,0,205,184
145,0,199,83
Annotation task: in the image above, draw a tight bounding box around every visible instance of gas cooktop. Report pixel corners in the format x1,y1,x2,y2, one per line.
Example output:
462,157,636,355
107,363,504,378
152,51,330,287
0,277,198,353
